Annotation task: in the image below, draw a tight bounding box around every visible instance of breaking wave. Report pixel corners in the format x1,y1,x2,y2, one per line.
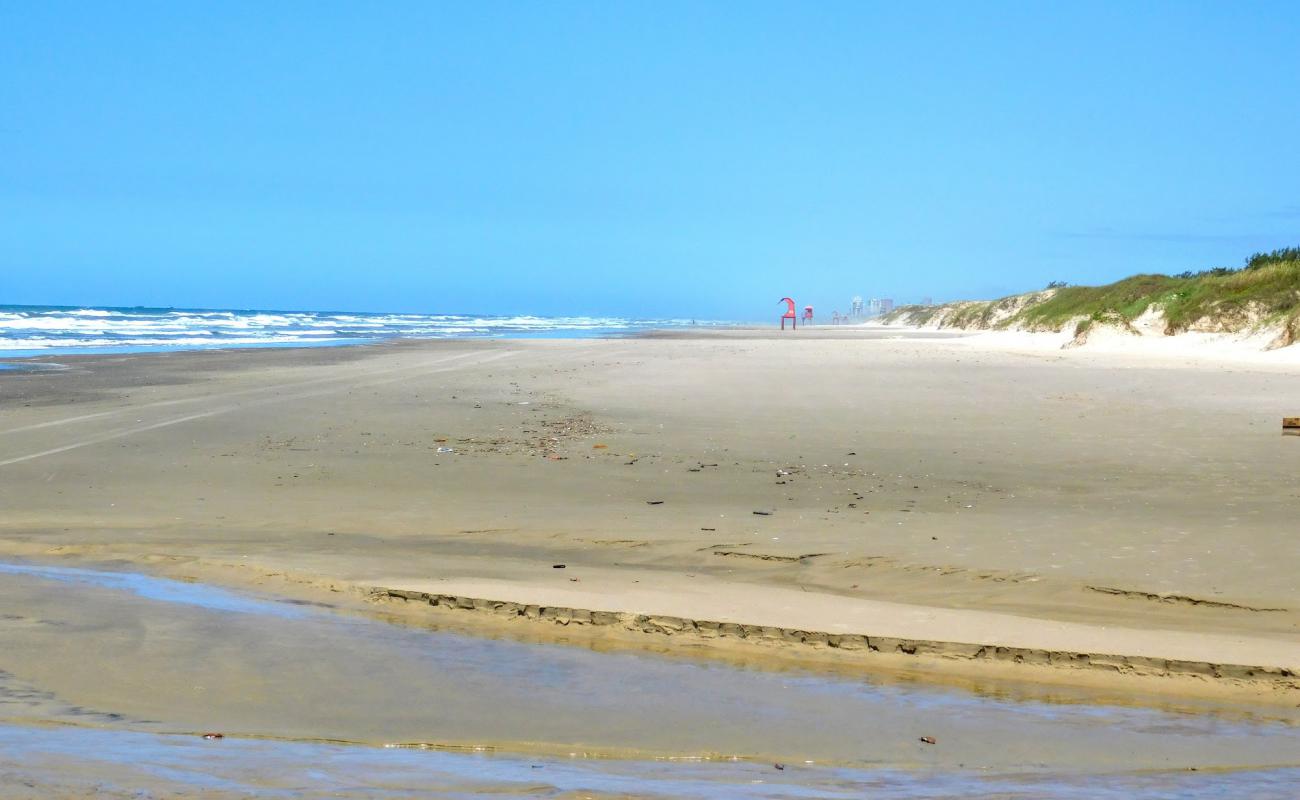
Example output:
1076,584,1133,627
0,305,720,356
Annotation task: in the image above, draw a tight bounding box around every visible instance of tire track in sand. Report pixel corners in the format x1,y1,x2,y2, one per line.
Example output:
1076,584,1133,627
0,350,490,437
0,350,517,468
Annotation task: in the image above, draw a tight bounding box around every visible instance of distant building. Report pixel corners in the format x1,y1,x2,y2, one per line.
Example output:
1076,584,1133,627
879,299,894,314
921,296,933,306
850,296,864,318
868,298,882,315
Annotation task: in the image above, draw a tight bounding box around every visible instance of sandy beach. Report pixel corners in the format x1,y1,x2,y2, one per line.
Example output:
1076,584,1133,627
1,331,1298,711
10,4,1300,793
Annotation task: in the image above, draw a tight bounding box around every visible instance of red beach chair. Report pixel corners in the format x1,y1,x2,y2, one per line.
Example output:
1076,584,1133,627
779,298,798,330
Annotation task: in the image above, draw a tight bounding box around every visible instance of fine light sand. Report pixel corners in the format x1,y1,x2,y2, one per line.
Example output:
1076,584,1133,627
1,331,1298,705
868,317,1300,367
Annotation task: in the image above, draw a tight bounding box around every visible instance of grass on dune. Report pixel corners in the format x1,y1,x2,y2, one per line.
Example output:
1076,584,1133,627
1012,274,1191,331
893,248,1300,340
1016,251,1300,334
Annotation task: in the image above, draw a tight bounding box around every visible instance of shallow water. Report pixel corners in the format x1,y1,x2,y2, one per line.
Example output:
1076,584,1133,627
0,562,310,618
3,724,1297,799
0,560,1296,797
0,361,65,372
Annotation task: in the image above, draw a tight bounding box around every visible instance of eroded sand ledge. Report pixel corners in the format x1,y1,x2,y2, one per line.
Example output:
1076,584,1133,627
372,584,1299,695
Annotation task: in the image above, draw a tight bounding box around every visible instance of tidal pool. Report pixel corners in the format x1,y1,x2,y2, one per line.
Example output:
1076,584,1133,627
0,560,1295,797
2,723,1297,799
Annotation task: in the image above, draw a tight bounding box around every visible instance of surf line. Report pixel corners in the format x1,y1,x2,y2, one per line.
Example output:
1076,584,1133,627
0,350,516,468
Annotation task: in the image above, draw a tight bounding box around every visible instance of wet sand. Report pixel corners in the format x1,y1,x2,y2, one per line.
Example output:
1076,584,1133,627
0,333,1298,705
0,560,1296,798
7,724,1298,799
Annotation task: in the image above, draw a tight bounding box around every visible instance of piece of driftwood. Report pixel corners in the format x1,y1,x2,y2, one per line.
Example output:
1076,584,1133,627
1284,417,1300,429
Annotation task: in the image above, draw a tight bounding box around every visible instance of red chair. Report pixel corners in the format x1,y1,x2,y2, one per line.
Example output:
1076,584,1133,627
802,306,814,325
779,297,797,330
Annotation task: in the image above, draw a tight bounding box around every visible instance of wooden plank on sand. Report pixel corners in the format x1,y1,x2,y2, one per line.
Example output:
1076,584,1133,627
1284,417,1300,429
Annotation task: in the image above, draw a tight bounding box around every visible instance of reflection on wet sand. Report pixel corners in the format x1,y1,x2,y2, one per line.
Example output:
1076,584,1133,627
4,723,1300,800
1,560,1297,797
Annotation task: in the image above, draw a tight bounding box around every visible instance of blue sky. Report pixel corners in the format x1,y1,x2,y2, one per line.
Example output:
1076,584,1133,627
2,2,1297,319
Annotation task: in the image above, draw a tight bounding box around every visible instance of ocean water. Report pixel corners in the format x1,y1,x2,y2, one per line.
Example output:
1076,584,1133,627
0,304,721,357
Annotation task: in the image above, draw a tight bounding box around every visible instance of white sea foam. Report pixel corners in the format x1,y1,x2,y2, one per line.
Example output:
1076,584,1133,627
0,306,722,355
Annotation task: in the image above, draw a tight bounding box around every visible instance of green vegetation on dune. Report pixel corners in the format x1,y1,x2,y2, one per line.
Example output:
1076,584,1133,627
1166,257,1300,337
943,295,1030,329
1017,249,1300,334
1013,274,1187,331
889,248,1300,346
